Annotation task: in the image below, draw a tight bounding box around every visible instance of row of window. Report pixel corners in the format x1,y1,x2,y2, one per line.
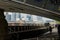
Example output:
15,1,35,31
4,12,43,23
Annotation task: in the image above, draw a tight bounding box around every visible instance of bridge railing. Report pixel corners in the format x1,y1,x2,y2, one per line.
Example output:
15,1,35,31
7,26,49,40
8,26,46,34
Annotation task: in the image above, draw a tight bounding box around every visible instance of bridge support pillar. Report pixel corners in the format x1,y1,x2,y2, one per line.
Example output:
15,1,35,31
0,8,8,40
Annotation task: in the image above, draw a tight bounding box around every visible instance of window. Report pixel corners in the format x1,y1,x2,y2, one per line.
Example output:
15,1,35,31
26,14,32,21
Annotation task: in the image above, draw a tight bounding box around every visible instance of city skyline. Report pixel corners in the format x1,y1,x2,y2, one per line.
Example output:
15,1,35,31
4,12,54,23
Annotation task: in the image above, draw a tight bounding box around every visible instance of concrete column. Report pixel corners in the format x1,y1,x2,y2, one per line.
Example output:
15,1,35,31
0,8,8,40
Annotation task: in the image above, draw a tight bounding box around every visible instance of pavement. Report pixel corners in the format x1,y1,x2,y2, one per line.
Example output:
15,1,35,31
23,27,59,40
38,27,59,40
41,27,58,37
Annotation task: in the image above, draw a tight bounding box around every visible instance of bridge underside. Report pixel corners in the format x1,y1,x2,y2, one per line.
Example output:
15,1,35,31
0,0,60,21
0,0,60,40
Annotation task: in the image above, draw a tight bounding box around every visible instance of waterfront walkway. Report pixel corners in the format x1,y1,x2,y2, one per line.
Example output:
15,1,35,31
23,27,59,40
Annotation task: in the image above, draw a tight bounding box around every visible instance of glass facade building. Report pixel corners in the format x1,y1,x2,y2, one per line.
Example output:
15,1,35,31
6,14,11,22
4,12,53,24
26,14,32,21
16,13,21,21
11,13,16,21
